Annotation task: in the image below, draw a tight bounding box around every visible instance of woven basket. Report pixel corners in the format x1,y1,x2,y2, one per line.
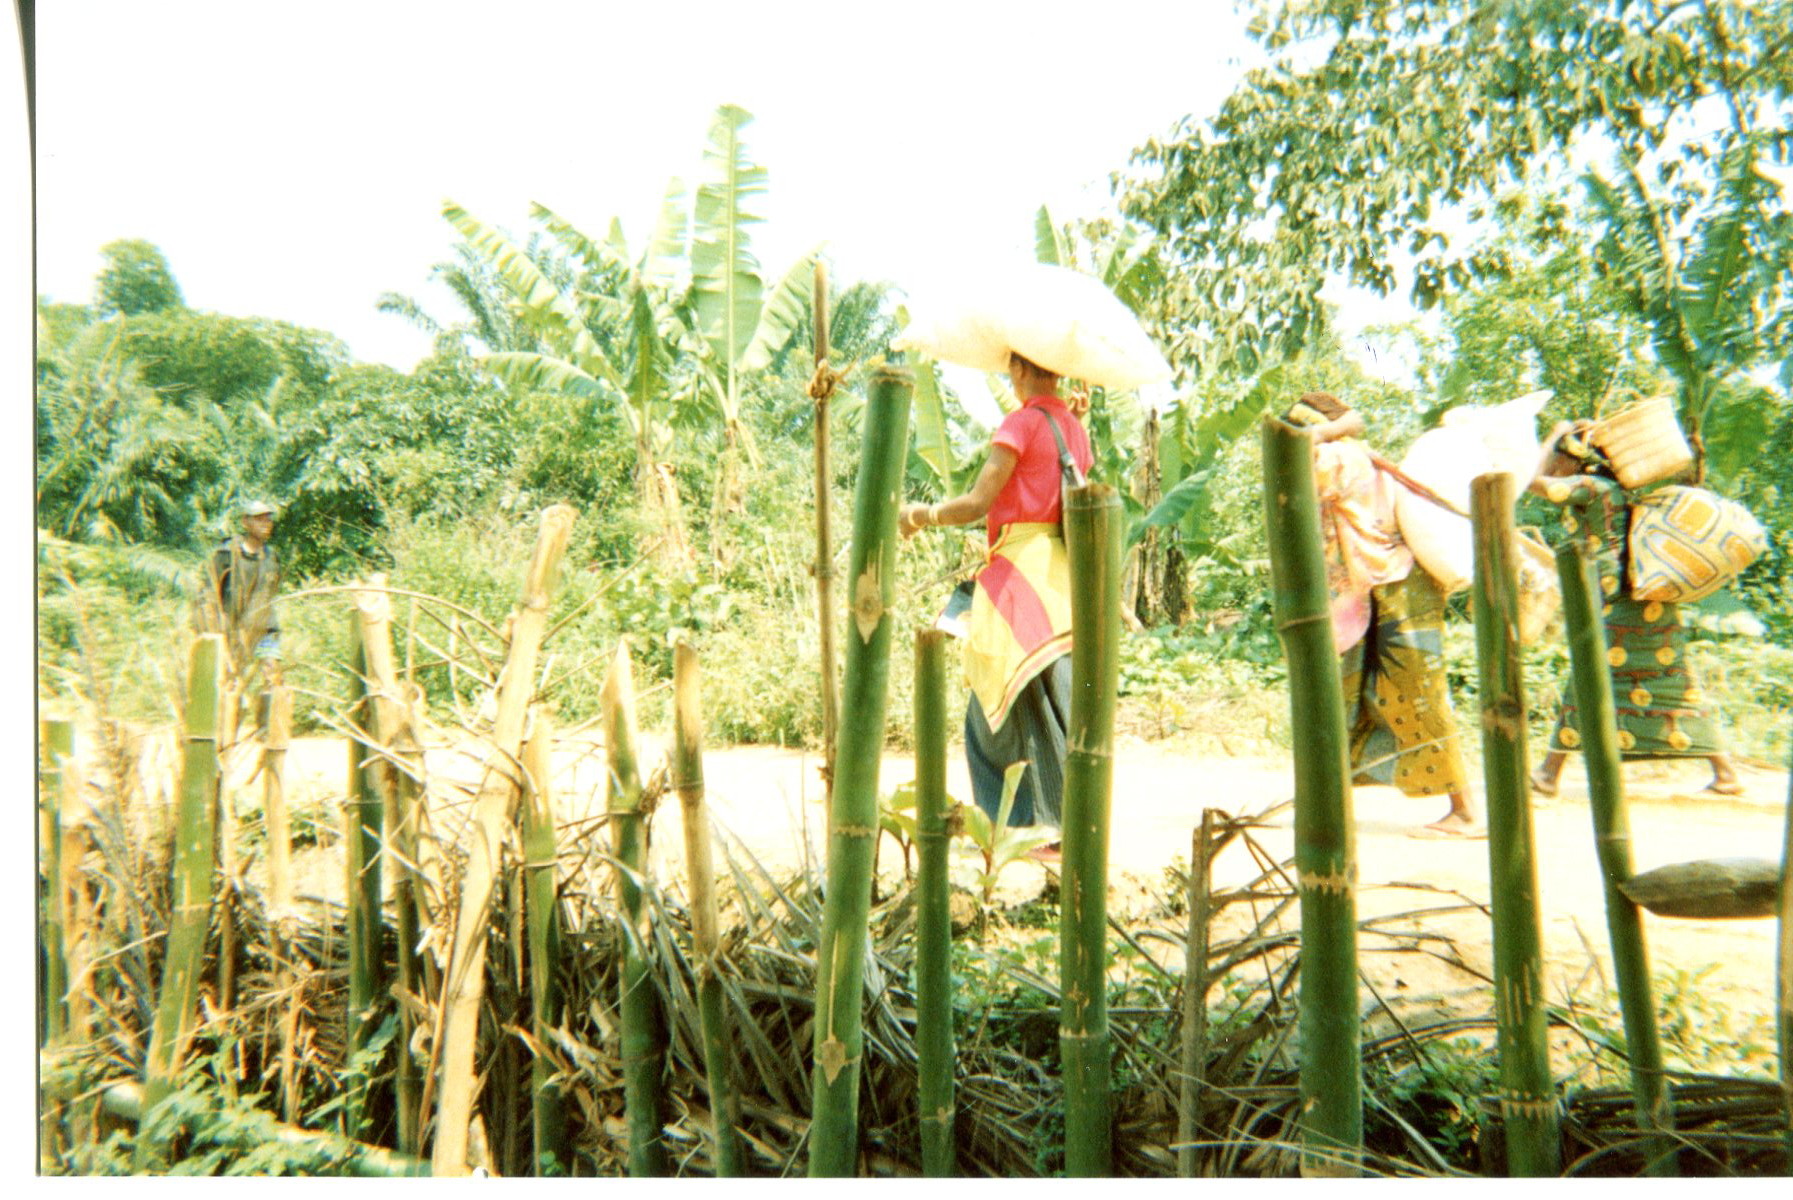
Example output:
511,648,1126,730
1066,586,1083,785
1589,396,1693,489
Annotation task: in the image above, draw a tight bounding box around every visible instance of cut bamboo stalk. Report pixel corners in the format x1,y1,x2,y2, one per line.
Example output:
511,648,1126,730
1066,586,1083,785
673,640,746,1177
1556,538,1677,1175
353,575,425,1155
808,365,912,1177
40,718,74,1046
1177,807,1217,1178
431,504,576,1177
1470,472,1560,1177
520,705,570,1174
812,258,840,816
344,608,384,1138
138,634,225,1165
1261,415,1363,1177
913,629,955,1178
604,640,667,1177
1061,481,1122,1178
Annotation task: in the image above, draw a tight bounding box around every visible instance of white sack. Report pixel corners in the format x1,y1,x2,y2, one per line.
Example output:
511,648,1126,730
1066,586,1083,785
1395,390,1550,593
895,263,1171,390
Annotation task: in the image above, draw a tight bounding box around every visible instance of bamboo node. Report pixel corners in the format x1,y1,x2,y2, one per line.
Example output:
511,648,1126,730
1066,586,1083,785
1480,702,1525,739
831,822,877,838
921,1105,955,1126
818,1035,852,1084
1275,612,1330,634
1298,867,1355,895
1497,1092,1560,1121
807,362,843,403
853,562,884,644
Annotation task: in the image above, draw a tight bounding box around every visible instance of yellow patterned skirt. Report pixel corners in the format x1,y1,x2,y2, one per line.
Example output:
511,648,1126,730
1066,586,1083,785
1339,572,1472,799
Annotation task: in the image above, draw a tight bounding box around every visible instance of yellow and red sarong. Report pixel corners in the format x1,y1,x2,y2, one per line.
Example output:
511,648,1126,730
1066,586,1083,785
963,523,1073,732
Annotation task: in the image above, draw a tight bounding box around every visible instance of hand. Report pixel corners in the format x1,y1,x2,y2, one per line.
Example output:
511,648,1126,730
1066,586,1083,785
1065,384,1091,419
898,503,931,539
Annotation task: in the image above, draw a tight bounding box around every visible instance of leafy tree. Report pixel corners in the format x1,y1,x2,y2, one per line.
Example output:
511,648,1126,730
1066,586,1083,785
94,239,184,317
1119,0,1793,406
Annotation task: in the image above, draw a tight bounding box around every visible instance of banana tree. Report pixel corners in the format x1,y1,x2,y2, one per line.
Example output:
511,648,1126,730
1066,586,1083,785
1583,133,1792,485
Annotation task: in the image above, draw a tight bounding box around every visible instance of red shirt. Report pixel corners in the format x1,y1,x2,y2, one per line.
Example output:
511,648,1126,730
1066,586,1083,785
986,394,1094,544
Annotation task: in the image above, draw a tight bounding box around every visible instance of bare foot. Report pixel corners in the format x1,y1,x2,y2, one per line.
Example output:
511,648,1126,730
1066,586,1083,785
1703,779,1746,797
1529,770,1558,797
1024,841,1062,863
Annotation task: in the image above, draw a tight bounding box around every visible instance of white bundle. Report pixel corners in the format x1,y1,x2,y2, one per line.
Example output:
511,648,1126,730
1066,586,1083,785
894,262,1171,390
1394,390,1551,592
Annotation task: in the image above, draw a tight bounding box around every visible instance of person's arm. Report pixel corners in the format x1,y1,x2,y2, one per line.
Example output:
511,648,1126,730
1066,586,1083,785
899,444,1019,538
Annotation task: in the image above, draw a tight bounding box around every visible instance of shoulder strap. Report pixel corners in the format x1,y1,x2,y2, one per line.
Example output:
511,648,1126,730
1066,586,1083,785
1034,406,1088,488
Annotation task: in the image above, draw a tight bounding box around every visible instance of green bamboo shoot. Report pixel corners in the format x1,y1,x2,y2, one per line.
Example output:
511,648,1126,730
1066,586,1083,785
604,640,667,1177
1061,482,1122,1178
673,640,746,1177
1556,539,1676,1175
40,718,74,1046
520,707,569,1174
432,504,576,1176
1470,473,1560,1176
808,365,912,1177
139,634,225,1163
1261,415,1362,1177
353,577,423,1154
913,629,955,1177
812,258,840,815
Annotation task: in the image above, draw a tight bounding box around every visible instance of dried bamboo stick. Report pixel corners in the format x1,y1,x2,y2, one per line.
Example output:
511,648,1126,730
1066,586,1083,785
430,505,576,1176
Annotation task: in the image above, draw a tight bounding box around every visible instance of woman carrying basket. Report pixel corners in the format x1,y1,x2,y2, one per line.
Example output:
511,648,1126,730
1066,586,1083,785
898,352,1092,860
1527,421,1743,795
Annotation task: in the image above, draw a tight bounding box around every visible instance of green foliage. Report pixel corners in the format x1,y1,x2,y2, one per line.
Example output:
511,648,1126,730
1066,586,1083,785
94,238,184,316
1120,0,1793,384
958,762,1057,907
1363,1037,1497,1168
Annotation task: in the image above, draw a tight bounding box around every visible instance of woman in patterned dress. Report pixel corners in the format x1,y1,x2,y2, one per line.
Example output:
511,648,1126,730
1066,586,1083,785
1289,392,1480,836
1526,421,1743,795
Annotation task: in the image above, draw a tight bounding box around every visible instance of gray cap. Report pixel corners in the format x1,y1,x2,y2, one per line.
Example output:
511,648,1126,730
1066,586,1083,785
241,500,277,518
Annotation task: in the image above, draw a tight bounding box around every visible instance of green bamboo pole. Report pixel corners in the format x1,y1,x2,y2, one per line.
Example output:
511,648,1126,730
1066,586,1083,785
432,504,576,1176
1261,415,1362,1177
1061,481,1122,1178
520,707,570,1174
603,639,667,1177
1556,539,1677,1175
1470,473,1560,1176
40,718,74,1046
353,578,423,1155
812,259,840,818
344,610,384,1138
1774,732,1790,1168
913,629,955,1177
808,364,912,1177
672,640,746,1177
139,634,225,1164
1177,807,1217,1178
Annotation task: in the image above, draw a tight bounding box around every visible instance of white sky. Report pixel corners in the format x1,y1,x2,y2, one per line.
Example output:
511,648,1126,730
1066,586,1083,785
32,0,1268,378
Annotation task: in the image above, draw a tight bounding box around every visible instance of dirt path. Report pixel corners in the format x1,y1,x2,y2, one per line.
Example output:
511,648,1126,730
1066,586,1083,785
266,731,1786,1033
